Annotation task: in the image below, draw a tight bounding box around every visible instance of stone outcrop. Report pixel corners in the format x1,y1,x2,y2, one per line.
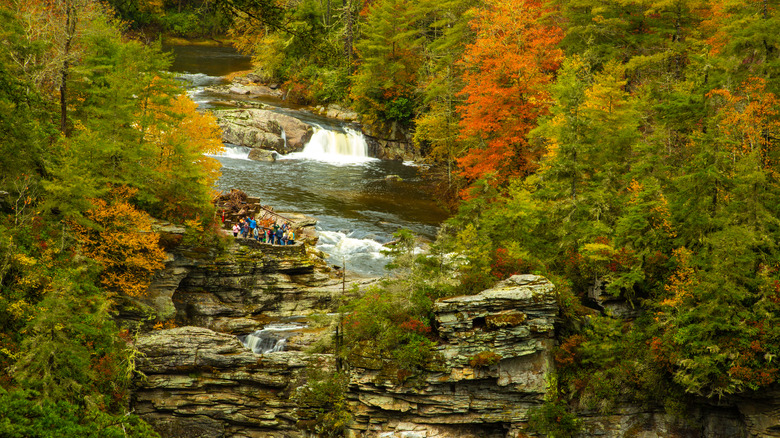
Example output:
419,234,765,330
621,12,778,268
134,326,327,438
313,104,359,122
205,76,284,99
574,405,745,438
216,109,314,155
132,232,369,335
347,275,558,437
362,121,419,161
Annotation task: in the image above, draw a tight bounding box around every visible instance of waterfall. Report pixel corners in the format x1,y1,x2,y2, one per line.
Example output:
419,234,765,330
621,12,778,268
238,323,303,354
209,144,251,160
282,126,375,164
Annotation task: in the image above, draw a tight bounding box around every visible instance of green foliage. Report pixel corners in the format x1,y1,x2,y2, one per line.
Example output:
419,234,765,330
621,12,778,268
381,228,416,272
294,368,351,438
12,265,137,411
527,398,581,438
0,388,159,437
106,0,231,37
0,10,54,184
158,12,201,37
343,283,439,379
351,0,425,125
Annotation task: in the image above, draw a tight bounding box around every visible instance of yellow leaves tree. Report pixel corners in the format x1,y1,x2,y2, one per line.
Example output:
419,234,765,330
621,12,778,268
141,91,223,219
71,188,165,297
708,77,780,176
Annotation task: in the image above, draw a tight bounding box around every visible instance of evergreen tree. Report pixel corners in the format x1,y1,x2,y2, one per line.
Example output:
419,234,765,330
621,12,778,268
351,0,425,125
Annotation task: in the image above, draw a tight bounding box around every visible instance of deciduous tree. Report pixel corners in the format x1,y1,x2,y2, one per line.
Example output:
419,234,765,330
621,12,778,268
456,0,563,191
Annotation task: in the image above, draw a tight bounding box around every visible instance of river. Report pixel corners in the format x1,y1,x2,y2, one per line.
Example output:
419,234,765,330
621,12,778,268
166,44,449,276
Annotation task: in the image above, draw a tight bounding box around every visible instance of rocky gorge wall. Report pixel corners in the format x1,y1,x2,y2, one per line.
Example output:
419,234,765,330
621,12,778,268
129,228,560,437
129,230,780,438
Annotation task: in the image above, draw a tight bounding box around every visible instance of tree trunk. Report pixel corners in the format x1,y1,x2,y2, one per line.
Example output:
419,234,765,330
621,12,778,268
60,0,77,135
344,0,353,74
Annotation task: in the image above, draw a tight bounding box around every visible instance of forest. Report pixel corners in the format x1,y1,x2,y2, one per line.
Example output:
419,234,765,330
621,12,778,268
1,0,780,436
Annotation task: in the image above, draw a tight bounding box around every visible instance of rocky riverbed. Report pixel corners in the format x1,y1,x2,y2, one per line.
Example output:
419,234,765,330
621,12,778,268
205,74,421,162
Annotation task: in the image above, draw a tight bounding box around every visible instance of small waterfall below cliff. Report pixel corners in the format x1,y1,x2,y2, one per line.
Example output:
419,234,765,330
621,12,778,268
283,126,375,164
238,323,305,354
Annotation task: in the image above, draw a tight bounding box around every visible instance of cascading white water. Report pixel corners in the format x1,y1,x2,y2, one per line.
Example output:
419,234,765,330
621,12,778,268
238,323,304,354
282,127,375,164
211,144,251,160
317,230,390,274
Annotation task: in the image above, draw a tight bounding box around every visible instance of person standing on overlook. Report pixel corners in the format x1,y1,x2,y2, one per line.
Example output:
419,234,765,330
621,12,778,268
241,218,249,238
248,216,258,240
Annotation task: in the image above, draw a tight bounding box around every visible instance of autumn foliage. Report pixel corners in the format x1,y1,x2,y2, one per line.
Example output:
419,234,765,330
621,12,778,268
71,188,166,297
457,0,563,192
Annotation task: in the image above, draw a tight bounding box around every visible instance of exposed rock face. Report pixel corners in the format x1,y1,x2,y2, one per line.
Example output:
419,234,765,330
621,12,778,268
135,235,368,335
312,104,359,122
173,239,361,333
347,275,558,437
362,121,419,161
574,406,745,438
216,109,314,154
134,326,326,438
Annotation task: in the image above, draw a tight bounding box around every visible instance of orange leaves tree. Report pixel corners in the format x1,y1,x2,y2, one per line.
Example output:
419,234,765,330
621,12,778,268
456,0,563,193
71,188,165,297
708,77,780,176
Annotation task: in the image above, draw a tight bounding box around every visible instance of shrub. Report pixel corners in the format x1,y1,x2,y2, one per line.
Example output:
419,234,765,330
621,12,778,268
527,399,581,438
468,351,502,368
0,388,159,437
342,284,440,381
294,368,351,438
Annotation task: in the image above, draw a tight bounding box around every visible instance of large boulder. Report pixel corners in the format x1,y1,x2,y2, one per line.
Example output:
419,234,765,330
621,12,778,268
247,148,277,162
216,108,314,154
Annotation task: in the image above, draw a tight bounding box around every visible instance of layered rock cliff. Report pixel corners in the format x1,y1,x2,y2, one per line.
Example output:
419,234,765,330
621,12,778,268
132,267,561,437
134,326,326,438
347,275,557,438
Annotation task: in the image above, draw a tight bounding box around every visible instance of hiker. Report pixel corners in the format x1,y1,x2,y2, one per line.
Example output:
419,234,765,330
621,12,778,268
241,218,250,238
232,222,240,237
248,216,258,240
281,228,289,245
275,223,284,245
288,228,295,245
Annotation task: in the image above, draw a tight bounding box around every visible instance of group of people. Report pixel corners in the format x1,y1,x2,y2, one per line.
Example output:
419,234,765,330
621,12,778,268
232,216,296,245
